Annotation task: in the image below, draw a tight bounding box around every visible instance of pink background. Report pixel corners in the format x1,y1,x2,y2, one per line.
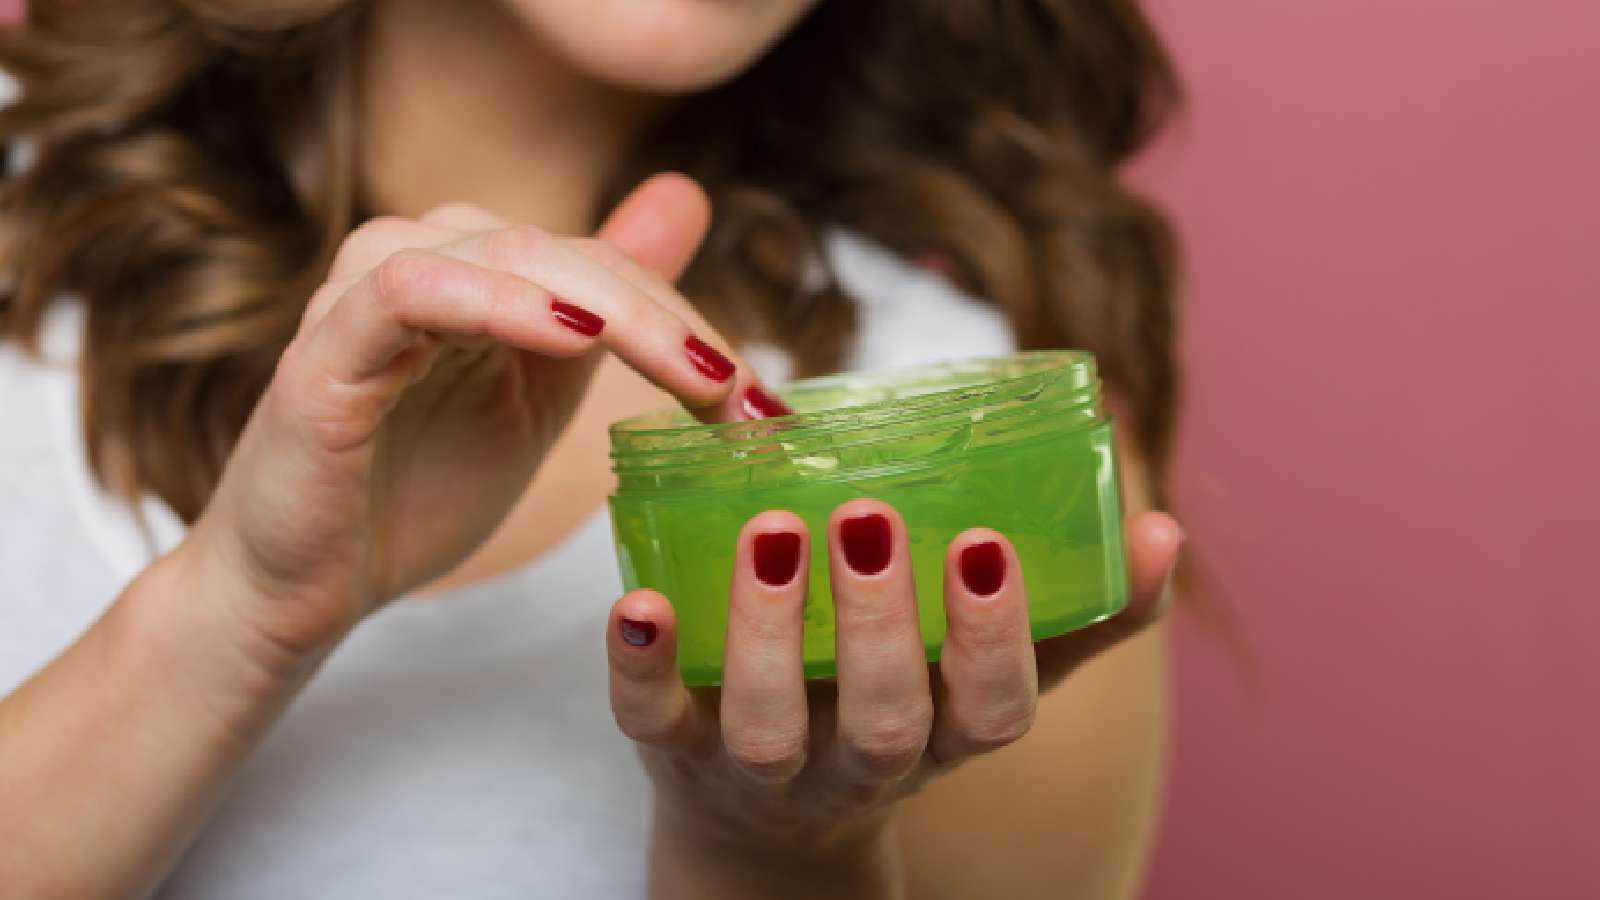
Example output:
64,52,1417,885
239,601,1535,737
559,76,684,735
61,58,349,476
1133,1,1599,897
3,0,1592,894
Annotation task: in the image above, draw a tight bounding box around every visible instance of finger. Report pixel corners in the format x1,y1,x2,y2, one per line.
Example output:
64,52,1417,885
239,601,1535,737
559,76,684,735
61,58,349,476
719,511,810,786
608,590,702,748
433,225,738,410
594,172,711,282
418,202,508,233
326,216,460,284
299,217,464,331
827,500,933,785
927,530,1037,764
291,248,602,427
583,173,791,424
566,236,794,424
1035,511,1183,688
310,204,504,332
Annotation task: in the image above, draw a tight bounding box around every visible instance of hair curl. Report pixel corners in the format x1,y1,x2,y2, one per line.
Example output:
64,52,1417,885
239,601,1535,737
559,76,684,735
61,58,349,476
0,0,1180,523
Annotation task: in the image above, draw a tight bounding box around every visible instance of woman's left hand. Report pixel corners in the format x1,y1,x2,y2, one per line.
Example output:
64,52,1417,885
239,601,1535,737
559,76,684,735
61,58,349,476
605,499,1183,879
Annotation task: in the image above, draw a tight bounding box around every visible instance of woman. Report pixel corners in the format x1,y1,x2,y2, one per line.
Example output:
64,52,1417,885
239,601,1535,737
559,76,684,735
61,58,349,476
0,1,1184,897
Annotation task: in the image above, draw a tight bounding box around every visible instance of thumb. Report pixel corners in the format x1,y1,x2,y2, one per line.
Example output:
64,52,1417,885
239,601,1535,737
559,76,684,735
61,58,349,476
1034,511,1182,689
596,172,712,282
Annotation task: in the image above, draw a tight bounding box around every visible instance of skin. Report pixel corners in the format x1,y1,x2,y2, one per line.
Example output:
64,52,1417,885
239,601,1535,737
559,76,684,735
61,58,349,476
0,1,1181,897
612,506,1179,900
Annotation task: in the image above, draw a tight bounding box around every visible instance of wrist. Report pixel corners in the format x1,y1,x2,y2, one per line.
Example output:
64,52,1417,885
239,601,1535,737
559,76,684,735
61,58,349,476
112,543,334,746
180,513,365,669
651,803,903,900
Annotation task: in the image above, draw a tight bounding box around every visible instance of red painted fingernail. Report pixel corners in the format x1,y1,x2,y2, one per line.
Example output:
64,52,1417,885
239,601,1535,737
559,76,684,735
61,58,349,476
684,336,735,382
753,531,802,587
959,541,1006,597
552,299,604,337
839,513,893,576
741,385,794,420
619,617,657,647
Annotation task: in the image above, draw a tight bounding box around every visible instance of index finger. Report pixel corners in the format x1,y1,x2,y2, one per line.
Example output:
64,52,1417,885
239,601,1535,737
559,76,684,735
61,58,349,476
566,236,794,424
588,175,792,424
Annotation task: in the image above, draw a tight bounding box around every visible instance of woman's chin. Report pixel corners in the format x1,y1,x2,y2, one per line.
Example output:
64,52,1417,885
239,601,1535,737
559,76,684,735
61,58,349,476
508,0,818,94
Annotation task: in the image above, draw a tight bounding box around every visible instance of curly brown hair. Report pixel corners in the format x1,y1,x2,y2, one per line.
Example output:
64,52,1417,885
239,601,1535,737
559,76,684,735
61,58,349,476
0,0,1180,523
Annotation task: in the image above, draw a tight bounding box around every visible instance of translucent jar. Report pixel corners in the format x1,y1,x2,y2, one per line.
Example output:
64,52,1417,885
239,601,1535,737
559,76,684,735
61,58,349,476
608,351,1128,685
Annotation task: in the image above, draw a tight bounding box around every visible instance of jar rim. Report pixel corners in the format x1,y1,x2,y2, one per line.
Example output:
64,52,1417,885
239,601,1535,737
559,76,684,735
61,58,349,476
609,350,1098,450
610,351,1107,494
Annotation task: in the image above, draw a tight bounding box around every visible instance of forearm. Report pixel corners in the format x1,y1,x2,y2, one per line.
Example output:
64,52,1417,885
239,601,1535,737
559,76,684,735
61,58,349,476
0,548,323,898
647,806,904,900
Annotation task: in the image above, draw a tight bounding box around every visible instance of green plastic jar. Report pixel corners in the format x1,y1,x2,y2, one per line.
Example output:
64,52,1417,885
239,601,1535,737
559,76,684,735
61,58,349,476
608,351,1128,685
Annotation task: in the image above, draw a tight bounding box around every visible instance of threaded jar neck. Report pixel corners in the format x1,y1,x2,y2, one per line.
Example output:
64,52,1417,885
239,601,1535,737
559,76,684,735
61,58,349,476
610,352,1107,495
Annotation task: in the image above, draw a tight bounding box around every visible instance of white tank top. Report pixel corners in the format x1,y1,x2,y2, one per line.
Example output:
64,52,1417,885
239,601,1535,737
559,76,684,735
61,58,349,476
0,232,1015,898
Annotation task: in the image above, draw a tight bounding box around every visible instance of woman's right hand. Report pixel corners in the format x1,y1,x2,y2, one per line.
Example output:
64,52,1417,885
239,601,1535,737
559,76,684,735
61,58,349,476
176,173,753,667
1,179,753,900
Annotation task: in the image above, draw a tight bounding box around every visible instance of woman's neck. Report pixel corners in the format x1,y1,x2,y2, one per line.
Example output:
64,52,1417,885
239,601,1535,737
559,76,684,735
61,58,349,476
358,0,667,233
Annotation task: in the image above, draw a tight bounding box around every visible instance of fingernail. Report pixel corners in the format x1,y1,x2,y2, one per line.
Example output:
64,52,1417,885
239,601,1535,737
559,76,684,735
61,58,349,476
753,531,802,587
551,299,604,337
741,385,794,420
685,336,735,382
959,541,1006,597
839,513,893,576
619,617,657,648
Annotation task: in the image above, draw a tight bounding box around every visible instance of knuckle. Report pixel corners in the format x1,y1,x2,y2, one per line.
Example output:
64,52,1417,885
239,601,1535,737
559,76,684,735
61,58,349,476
954,612,1028,654
751,617,800,644
484,224,550,269
958,699,1036,754
478,269,531,324
844,709,931,776
836,601,919,640
724,725,807,782
369,249,436,316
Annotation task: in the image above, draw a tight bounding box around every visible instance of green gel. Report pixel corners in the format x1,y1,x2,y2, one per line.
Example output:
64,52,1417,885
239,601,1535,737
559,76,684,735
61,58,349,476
608,352,1128,685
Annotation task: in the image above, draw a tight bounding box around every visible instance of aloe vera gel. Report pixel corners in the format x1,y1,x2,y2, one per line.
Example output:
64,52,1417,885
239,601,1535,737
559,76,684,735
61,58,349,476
608,352,1128,685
